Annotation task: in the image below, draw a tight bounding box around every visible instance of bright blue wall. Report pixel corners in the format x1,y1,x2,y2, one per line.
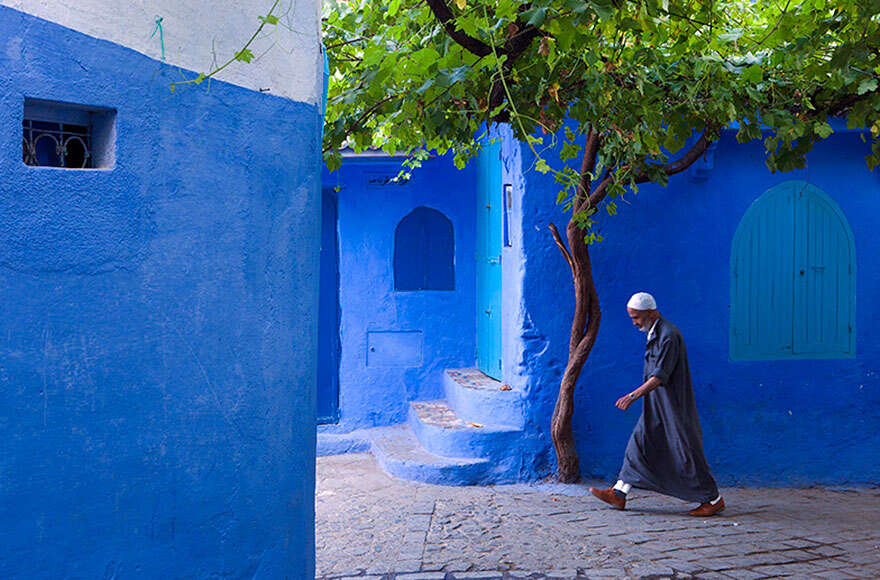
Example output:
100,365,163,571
322,156,477,430
510,127,880,486
0,8,319,578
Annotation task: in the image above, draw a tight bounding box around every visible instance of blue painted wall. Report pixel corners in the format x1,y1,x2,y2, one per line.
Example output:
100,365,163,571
321,156,477,431
506,126,880,486
0,8,320,578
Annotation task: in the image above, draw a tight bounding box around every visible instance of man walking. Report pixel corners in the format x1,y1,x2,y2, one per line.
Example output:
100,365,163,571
589,292,725,517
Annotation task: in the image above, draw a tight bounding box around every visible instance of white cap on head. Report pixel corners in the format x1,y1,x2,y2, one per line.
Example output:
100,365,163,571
627,292,657,311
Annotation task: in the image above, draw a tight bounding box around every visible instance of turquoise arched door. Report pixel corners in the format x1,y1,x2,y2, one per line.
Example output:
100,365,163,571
730,181,856,360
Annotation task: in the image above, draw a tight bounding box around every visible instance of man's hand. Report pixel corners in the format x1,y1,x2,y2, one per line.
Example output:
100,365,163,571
616,393,636,411
617,377,662,410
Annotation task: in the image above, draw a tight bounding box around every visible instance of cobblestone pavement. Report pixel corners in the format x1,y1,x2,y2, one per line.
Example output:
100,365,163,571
316,454,880,579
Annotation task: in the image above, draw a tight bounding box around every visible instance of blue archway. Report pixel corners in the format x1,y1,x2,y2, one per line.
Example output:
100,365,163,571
730,181,856,360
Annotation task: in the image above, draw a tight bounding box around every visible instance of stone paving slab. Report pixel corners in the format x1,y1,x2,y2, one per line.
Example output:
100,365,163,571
317,454,880,579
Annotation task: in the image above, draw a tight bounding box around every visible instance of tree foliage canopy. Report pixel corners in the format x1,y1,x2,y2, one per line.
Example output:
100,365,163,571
324,0,879,227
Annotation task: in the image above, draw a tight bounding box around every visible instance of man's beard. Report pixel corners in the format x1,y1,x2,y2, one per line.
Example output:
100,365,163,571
637,323,650,333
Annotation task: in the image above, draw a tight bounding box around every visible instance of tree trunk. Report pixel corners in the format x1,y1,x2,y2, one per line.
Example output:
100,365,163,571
549,219,601,483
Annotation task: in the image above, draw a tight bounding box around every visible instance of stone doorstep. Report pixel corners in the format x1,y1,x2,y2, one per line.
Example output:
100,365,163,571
445,368,509,392
411,400,520,433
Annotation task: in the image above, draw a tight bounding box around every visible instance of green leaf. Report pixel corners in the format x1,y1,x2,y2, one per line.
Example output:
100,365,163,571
857,78,878,95
525,7,547,27
535,158,551,174
235,48,254,63
814,122,833,139
589,0,614,19
560,142,581,161
742,64,763,84
259,14,279,25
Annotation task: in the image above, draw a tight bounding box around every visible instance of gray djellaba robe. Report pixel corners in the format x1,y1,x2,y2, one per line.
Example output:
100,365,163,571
618,317,719,503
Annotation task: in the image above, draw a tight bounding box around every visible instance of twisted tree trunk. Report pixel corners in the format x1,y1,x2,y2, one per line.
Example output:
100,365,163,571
549,221,601,482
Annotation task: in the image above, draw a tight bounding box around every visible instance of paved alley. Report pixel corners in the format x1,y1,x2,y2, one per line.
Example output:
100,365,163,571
316,453,880,579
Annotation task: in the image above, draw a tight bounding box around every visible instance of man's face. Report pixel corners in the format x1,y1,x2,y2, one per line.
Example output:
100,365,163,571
627,308,654,333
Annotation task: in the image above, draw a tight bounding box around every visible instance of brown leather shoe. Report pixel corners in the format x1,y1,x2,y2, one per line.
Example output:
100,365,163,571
589,487,626,510
688,497,725,517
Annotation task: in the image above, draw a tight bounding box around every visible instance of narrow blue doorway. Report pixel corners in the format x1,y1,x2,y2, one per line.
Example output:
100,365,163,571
476,137,503,380
318,188,340,423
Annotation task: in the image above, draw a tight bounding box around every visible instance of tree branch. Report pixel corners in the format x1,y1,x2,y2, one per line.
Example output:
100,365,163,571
549,222,575,277
565,221,590,358
505,21,546,56
632,129,714,184
575,129,715,212
424,0,492,57
572,129,599,210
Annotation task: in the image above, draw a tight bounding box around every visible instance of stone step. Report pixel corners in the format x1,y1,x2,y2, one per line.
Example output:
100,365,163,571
443,368,524,429
370,425,491,486
408,400,522,461
316,429,372,457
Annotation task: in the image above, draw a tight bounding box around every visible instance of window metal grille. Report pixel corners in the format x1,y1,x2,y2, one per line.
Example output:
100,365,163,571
22,119,92,168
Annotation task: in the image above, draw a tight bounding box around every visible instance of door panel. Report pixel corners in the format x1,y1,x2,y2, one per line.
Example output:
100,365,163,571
793,187,854,355
731,183,796,359
476,139,503,380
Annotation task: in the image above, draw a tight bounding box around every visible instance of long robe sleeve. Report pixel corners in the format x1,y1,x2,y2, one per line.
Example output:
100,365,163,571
649,335,679,385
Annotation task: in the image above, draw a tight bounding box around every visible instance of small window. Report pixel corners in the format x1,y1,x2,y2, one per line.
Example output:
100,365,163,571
394,207,454,291
22,98,115,169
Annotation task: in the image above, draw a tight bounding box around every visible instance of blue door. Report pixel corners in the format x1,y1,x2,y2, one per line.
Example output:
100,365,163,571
730,181,855,360
476,138,503,380
317,188,340,423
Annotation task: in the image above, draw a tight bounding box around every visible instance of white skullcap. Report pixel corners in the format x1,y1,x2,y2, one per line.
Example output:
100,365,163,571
627,292,657,311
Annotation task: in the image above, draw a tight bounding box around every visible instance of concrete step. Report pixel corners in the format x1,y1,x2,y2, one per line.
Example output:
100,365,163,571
443,368,524,429
370,425,491,486
317,429,372,457
408,400,522,461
